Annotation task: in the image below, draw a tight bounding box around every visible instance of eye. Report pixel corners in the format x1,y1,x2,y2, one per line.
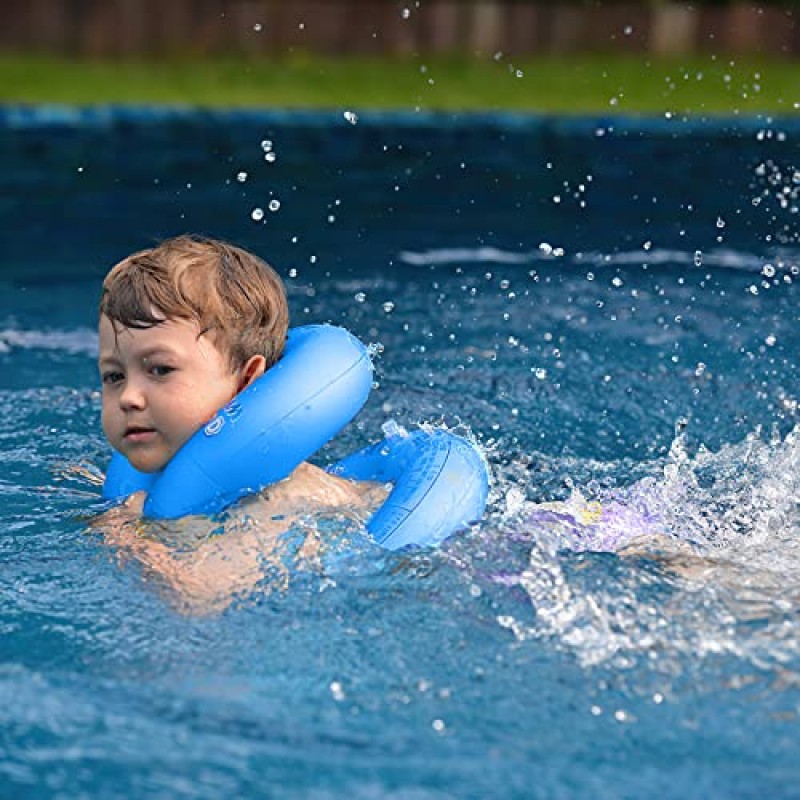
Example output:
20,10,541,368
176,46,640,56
101,371,124,385
149,364,175,378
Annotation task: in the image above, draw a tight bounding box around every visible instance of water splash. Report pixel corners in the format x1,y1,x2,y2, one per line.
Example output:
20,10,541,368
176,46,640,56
489,425,800,672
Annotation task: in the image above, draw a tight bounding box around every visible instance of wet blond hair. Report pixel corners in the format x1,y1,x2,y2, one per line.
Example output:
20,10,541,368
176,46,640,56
100,235,289,371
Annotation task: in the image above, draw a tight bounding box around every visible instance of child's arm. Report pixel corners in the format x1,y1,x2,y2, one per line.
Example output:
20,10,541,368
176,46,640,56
94,463,387,614
95,498,273,614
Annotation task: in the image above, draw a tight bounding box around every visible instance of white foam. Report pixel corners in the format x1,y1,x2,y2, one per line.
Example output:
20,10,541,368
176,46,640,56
398,245,796,272
398,247,538,266
574,248,768,271
0,328,98,356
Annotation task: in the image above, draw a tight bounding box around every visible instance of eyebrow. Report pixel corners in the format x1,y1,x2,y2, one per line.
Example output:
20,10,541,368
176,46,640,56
98,346,179,365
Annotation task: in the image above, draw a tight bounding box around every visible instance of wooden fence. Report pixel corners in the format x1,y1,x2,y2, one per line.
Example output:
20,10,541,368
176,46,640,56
0,0,798,58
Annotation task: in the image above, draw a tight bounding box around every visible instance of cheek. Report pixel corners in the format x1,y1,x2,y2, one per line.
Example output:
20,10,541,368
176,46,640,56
100,400,115,437
195,384,238,422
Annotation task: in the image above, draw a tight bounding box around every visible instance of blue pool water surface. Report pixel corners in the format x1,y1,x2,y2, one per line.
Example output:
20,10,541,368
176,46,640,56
1,108,799,798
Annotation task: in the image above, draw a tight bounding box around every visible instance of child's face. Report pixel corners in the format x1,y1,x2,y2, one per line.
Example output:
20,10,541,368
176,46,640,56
98,315,241,473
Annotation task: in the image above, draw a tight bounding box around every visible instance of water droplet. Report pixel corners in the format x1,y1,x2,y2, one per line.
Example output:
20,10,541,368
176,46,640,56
623,25,633,35
515,69,524,78
268,199,281,212
694,250,703,267
765,334,777,346
401,7,411,18
355,292,366,303
261,139,272,151
236,171,248,183
643,240,652,251
264,152,277,163
761,264,775,278
251,207,264,222
382,301,395,313
253,22,262,32
329,681,345,701
343,110,358,125
716,216,726,228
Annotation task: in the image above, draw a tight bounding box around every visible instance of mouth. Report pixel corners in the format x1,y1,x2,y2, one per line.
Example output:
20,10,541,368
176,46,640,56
123,426,157,442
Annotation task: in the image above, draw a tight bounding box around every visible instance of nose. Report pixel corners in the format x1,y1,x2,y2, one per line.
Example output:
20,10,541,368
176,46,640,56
118,377,147,411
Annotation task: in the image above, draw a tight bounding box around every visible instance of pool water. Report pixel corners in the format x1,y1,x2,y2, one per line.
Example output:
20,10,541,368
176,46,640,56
2,108,799,798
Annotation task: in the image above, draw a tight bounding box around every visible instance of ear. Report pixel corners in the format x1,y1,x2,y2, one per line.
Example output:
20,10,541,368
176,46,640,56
237,355,267,392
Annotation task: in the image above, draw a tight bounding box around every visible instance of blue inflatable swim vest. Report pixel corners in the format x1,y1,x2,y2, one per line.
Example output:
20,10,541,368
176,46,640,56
103,325,489,549
329,423,489,550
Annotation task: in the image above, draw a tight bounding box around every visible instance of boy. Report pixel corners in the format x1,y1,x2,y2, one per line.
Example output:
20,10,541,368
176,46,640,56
96,234,385,612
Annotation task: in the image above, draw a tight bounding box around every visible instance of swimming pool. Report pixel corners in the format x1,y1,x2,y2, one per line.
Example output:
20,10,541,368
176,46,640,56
2,107,799,797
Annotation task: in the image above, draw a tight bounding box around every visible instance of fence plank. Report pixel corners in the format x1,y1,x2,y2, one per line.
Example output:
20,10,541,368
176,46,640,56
367,1,410,56
469,2,505,58
78,0,113,58
651,5,697,57
505,3,543,57
2,0,799,60
27,0,70,53
115,0,149,58
549,6,586,53
760,7,796,57
346,0,392,55
153,0,193,55
385,1,420,56
721,4,795,56
228,0,270,55
420,0,462,55
584,5,650,54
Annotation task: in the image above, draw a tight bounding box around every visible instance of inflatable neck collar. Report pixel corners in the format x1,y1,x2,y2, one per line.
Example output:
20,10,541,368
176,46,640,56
102,324,373,518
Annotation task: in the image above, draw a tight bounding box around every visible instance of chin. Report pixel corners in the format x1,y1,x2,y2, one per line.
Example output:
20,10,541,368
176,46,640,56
124,451,169,474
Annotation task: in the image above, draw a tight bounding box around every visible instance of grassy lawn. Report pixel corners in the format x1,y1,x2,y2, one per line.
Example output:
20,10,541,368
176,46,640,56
1,53,799,114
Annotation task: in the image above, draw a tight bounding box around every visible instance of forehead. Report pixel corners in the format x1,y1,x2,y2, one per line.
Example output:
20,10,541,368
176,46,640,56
98,315,204,358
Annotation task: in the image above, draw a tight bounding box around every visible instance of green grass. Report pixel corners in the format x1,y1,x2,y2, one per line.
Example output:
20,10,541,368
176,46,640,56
2,53,800,114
